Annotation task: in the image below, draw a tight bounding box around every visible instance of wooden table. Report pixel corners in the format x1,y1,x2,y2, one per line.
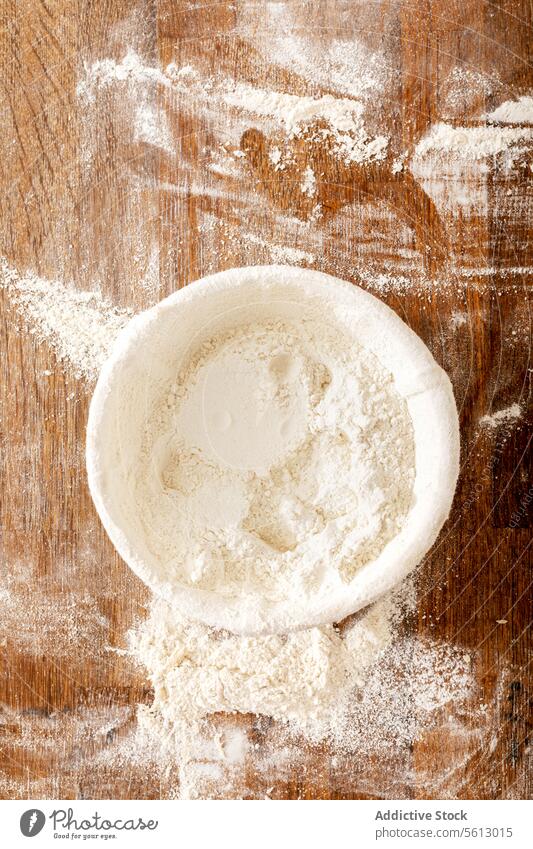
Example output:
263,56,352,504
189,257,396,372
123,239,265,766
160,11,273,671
0,0,531,799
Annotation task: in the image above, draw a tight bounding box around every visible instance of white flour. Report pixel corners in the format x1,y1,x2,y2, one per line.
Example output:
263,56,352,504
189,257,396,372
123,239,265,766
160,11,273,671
479,403,522,429
235,2,389,101
135,318,415,601
417,122,533,158
485,96,533,124
134,103,173,153
75,48,533,233
300,166,317,197
412,122,533,169
241,233,315,265
0,560,109,660
78,52,389,167
409,116,533,217
77,51,170,101
127,583,480,799
0,258,131,380
440,66,502,119
129,593,396,761
219,84,389,165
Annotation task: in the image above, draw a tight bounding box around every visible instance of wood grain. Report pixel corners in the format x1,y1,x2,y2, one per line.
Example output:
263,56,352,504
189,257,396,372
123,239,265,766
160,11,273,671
0,0,531,799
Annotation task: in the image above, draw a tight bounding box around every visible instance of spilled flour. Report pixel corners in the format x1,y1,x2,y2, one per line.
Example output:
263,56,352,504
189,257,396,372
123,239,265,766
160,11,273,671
413,122,533,162
485,96,533,124
137,318,414,600
130,598,390,748
479,403,522,429
0,560,109,660
235,2,390,102
218,83,389,164
127,585,479,798
78,51,390,167
0,258,131,380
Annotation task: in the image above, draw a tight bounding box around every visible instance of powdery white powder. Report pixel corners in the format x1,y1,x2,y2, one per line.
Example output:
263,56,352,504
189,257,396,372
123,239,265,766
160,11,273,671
300,166,317,197
1,258,132,380
78,52,389,168
129,593,396,760
440,67,502,119
77,50,170,101
242,233,315,265
408,118,533,217
128,584,478,799
479,403,522,429
0,561,109,660
235,2,389,101
134,103,174,153
412,122,533,162
485,96,533,124
135,318,415,602
219,83,389,165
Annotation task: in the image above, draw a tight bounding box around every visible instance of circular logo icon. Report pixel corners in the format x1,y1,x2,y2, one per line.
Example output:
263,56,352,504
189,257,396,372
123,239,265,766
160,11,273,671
20,809,46,837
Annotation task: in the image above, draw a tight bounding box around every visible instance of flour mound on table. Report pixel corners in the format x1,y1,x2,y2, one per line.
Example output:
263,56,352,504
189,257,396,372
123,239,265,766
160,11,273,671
136,319,415,601
0,257,131,380
485,96,533,125
129,588,475,787
129,594,394,756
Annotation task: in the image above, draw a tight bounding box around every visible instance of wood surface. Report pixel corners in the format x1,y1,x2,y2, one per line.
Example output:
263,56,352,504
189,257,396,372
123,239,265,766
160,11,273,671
0,0,531,799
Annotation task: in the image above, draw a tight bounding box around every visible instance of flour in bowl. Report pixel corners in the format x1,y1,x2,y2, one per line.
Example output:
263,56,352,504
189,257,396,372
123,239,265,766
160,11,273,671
135,317,415,603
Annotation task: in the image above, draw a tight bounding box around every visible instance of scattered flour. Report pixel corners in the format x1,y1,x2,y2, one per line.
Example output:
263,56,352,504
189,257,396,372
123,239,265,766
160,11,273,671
128,593,398,757
479,403,522,429
236,2,389,101
129,597,388,750
450,310,468,328
268,146,283,170
78,52,389,168
77,51,170,101
300,166,317,197
485,96,533,124
134,103,174,153
440,66,502,118
458,266,533,279
391,156,405,174
220,83,389,164
127,585,479,798
0,561,109,660
409,119,533,216
242,233,315,265
0,258,132,380
412,122,533,164
136,318,415,600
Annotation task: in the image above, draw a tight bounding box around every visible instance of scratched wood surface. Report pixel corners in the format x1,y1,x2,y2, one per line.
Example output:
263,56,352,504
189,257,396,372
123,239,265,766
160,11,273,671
0,0,531,799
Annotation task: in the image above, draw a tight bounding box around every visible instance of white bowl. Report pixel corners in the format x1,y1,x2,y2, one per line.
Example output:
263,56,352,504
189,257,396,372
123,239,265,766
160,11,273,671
86,265,459,634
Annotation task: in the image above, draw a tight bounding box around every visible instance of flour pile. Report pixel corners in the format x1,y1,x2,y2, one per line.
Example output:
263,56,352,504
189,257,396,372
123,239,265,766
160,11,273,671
0,258,131,380
136,319,415,601
128,587,477,800
129,593,395,760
